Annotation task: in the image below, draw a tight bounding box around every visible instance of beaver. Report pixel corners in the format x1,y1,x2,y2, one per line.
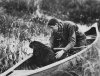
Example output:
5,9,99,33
29,41,56,67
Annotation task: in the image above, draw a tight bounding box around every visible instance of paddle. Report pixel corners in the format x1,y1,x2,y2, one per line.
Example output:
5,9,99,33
54,46,87,50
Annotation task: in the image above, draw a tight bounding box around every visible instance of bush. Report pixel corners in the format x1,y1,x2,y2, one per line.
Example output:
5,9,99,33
1,0,36,17
40,0,100,24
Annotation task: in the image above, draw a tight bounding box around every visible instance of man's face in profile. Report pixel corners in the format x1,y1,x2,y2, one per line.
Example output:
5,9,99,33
49,24,58,32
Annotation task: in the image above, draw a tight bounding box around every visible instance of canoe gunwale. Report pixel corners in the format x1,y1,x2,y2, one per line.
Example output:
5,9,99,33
1,28,99,76
10,36,98,76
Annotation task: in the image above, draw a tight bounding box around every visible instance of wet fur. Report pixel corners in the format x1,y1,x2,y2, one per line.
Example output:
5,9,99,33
29,41,56,67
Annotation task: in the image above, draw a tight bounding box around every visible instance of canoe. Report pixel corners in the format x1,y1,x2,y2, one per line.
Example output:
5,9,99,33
1,23,100,76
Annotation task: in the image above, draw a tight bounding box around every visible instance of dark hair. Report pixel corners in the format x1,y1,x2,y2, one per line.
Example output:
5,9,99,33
48,18,58,27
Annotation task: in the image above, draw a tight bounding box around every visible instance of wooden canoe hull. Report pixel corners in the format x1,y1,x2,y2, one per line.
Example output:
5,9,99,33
1,24,100,76
8,37,99,76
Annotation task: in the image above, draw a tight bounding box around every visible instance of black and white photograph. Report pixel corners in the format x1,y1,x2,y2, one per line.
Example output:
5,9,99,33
0,0,100,76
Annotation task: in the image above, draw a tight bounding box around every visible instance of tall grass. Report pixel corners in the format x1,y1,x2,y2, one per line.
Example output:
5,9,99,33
0,13,49,73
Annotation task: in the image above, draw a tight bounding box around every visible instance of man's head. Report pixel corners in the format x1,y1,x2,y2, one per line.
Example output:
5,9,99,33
48,18,58,26
47,18,59,32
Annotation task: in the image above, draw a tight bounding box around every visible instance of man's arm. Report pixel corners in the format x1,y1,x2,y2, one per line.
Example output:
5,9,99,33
49,31,54,49
63,31,76,52
55,24,76,59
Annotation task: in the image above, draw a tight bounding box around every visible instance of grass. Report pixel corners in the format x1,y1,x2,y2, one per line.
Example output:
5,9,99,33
0,13,49,73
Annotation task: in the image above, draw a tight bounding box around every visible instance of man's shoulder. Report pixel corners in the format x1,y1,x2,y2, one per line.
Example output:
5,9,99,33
61,21,75,29
63,21,76,26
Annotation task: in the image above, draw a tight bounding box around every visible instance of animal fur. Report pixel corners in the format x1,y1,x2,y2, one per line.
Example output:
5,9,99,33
29,41,56,67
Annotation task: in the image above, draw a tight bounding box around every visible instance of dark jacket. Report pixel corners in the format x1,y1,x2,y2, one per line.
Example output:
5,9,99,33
50,21,86,49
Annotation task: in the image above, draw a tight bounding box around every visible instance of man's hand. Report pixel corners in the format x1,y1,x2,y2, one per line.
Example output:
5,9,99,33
55,50,65,59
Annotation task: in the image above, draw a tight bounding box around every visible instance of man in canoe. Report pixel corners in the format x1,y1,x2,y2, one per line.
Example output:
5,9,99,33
47,18,86,59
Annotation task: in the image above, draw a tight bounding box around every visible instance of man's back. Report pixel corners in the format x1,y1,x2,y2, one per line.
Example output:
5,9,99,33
50,21,86,48
63,21,86,47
